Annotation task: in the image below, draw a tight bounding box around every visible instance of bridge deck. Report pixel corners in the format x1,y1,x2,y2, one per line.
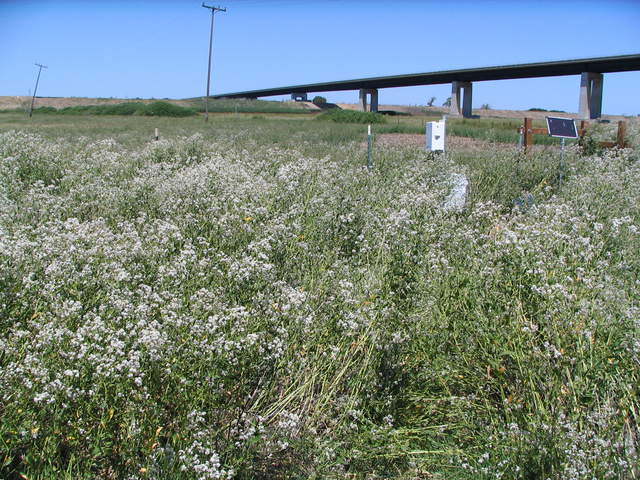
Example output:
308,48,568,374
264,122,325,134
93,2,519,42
212,54,640,99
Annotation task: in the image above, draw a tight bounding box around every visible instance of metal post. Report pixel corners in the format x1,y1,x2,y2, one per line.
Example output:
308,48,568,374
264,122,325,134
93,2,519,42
517,126,524,149
559,137,565,188
367,124,373,169
29,63,47,118
202,3,226,122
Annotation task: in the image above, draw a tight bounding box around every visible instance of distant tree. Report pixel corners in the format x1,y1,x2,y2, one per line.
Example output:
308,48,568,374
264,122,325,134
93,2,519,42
312,96,327,107
427,96,436,107
442,97,452,107
481,103,491,110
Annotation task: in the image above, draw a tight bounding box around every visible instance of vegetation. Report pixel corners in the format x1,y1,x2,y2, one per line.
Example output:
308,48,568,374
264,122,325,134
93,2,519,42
11,101,198,117
312,96,327,107
186,98,312,114
528,107,567,113
316,108,387,124
0,113,638,479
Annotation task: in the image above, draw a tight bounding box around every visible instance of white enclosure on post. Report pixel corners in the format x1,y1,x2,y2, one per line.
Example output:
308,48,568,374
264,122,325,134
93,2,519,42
426,119,446,152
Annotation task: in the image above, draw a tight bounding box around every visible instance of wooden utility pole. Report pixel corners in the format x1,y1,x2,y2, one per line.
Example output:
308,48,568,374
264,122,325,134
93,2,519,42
202,3,226,122
29,63,48,118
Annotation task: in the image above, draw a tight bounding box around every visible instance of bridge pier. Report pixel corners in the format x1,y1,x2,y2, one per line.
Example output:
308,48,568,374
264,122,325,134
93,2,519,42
579,72,603,119
291,92,308,102
450,81,473,117
359,88,379,112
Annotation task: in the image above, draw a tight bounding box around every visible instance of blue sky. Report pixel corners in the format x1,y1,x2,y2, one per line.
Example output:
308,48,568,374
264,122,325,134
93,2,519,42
1,0,639,114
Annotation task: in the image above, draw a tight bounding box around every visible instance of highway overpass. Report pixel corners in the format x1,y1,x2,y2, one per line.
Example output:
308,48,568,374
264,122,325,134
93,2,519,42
212,54,640,119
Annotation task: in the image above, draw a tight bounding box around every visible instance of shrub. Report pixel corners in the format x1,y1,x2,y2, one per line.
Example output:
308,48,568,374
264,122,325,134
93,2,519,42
315,109,387,124
33,102,196,117
312,96,327,107
141,101,196,117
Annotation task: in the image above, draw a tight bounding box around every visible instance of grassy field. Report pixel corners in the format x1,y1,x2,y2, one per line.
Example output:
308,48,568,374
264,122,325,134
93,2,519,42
0,109,589,147
1,112,639,479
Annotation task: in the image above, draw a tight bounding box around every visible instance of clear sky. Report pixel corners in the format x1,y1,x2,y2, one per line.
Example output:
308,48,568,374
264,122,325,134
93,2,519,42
1,0,639,115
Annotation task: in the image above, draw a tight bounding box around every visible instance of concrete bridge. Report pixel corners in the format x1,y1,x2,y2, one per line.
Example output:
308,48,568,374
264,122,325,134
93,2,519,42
212,54,640,119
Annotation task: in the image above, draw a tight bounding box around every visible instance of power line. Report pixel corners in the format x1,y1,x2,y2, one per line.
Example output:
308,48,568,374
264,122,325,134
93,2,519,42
29,63,48,118
225,0,342,5
202,3,226,122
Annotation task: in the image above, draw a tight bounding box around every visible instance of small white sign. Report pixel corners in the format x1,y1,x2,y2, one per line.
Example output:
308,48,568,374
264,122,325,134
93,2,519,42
426,119,446,152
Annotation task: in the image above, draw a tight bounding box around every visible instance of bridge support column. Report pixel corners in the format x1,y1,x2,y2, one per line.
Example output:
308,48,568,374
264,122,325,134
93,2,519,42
291,92,308,102
579,72,603,119
450,81,473,117
359,88,378,112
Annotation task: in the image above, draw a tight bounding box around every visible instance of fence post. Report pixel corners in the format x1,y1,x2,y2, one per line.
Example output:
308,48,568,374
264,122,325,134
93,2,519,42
524,117,533,152
579,120,587,138
617,121,626,148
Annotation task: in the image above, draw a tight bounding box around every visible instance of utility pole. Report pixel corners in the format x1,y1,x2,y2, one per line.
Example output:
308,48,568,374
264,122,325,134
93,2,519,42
202,3,226,122
29,63,48,118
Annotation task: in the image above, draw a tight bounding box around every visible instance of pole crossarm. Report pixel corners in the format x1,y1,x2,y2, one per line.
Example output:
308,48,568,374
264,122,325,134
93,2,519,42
202,3,226,13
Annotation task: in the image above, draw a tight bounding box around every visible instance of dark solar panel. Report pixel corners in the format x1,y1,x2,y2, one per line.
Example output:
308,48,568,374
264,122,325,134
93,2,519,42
546,117,578,138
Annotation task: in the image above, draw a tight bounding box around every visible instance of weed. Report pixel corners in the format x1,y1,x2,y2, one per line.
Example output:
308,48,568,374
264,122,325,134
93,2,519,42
0,115,638,480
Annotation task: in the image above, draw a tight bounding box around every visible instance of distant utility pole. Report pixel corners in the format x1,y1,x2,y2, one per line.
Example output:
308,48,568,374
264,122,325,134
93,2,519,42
29,63,48,118
202,3,226,122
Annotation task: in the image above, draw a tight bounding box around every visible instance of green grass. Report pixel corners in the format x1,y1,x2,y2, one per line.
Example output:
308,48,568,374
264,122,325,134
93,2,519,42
183,97,314,114
316,109,388,124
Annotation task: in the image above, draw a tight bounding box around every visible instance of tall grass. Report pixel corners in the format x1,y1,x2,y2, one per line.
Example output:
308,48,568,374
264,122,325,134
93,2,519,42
0,116,638,479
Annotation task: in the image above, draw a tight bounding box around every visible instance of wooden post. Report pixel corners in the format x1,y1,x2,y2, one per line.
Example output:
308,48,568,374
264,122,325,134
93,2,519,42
154,128,159,141
524,117,533,152
617,121,626,148
579,120,587,138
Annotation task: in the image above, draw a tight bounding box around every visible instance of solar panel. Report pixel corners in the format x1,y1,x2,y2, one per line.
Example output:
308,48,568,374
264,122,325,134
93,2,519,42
546,117,578,138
